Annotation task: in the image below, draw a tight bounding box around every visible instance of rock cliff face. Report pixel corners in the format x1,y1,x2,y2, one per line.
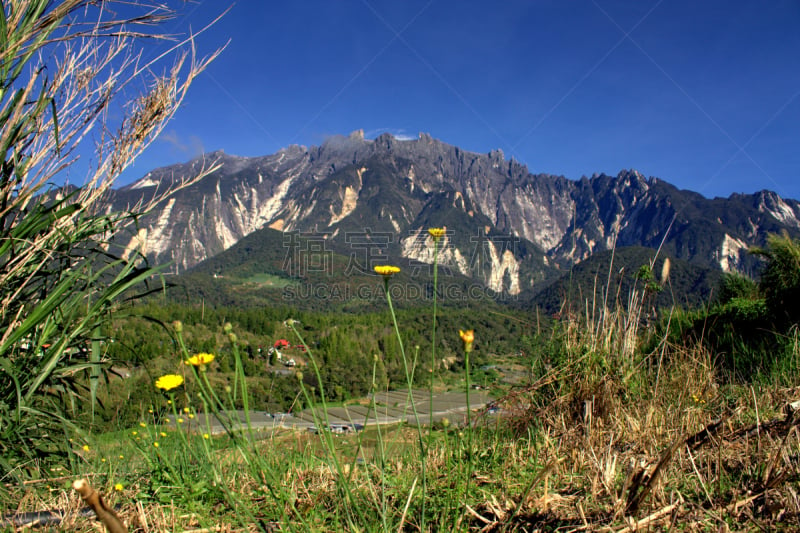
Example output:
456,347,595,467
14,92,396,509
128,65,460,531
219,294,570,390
108,131,800,291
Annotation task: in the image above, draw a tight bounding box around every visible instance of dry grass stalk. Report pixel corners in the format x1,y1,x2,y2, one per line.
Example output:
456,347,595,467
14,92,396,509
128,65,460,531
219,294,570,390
614,502,680,533
0,0,225,347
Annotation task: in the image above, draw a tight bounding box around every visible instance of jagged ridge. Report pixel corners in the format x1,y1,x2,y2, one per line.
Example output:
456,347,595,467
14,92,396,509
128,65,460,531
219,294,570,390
108,131,800,294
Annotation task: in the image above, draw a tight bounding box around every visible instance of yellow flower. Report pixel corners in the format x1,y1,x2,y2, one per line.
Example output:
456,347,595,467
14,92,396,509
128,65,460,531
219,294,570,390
188,413,195,419
203,433,210,440
428,227,446,241
101,458,106,463
160,432,167,437
183,407,190,413
139,422,146,427
185,353,215,367
155,374,184,391
114,483,124,492
459,329,474,353
177,418,184,424
119,455,124,459
82,444,90,452
131,431,138,436
374,265,401,277
153,442,159,448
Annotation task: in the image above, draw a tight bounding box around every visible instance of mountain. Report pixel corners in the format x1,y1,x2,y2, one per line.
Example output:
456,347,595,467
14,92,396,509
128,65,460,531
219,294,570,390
108,130,800,299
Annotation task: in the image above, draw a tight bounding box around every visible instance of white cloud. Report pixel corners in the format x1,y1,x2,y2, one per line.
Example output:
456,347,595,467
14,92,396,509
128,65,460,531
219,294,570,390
159,129,205,157
364,128,417,141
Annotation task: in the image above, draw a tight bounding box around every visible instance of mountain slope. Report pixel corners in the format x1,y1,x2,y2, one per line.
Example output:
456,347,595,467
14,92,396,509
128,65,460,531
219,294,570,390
165,225,502,312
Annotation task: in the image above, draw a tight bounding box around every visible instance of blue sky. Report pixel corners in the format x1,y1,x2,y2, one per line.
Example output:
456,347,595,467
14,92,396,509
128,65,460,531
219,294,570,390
112,1,800,200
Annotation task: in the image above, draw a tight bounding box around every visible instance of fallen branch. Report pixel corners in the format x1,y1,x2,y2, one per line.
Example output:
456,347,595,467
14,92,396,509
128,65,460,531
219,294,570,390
723,400,800,443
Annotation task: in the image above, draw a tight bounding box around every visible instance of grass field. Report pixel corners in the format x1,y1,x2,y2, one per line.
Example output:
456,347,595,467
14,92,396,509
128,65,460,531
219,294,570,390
240,273,296,288
4,316,799,531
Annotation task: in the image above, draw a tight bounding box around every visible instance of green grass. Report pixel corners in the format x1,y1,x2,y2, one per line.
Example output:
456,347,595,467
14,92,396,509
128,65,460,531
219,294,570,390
239,272,296,288
5,342,800,531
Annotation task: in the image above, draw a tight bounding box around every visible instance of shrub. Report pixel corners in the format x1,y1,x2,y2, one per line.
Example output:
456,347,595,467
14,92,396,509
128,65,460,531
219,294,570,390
716,272,759,305
664,233,800,382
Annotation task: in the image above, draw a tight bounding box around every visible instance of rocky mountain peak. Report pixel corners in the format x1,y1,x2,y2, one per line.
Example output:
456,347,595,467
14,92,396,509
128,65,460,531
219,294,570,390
754,189,800,229
109,133,800,287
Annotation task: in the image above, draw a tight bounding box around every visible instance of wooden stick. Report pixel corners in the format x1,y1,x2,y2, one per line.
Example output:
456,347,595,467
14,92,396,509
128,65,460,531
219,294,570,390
72,479,127,533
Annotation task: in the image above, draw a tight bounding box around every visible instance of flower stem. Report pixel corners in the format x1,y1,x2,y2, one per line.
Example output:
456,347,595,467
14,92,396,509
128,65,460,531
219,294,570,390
431,237,439,430
465,346,473,502
383,277,426,528
426,236,441,528
230,336,253,439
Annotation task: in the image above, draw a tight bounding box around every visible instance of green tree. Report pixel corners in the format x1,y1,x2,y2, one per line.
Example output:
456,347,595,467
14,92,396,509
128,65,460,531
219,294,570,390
752,232,800,328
